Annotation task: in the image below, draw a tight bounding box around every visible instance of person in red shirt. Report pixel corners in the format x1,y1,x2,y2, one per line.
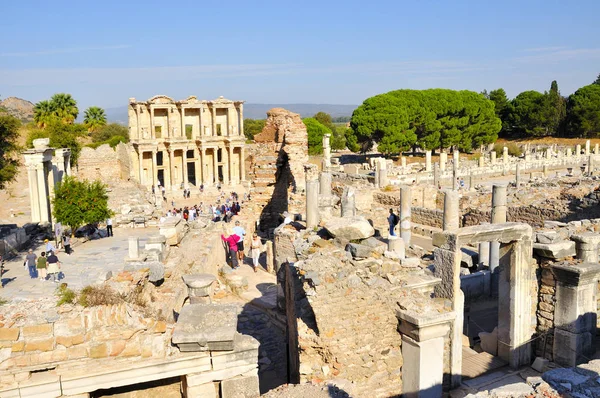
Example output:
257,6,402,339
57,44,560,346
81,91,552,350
221,231,241,269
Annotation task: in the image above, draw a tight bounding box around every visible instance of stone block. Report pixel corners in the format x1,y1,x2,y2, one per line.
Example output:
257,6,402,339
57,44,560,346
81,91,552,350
24,338,54,352
22,324,52,337
67,345,88,360
344,243,376,259
89,342,109,358
360,237,387,254
531,356,549,372
185,364,257,386
536,231,560,244
324,216,374,240
148,261,165,283
172,304,240,352
479,326,498,356
553,329,593,367
220,374,260,398
55,333,85,348
183,381,218,398
533,241,576,260
0,328,19,341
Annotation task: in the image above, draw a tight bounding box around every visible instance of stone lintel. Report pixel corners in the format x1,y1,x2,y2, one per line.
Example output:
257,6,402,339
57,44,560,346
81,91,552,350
396,308,455,342
551,262,600,287
172,304,240,350
432,222,532,251
571,233,600,244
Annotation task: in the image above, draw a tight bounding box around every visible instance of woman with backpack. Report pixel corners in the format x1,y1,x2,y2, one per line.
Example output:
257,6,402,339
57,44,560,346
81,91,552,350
388,208,399,237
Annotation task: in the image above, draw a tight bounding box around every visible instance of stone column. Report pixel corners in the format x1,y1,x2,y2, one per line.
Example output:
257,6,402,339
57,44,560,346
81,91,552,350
397,308,455,398
180,107,185,138
478,156,484,168
26,165,40,222
169,149,175,189
469,172,474,191
503,147,509,165
151,150,158,187
388,237,405,259
322,133,331,170
425,150,432,172
453,150,459,169
439,152,447,172
179,148,187,186
552,262,600,367
571,233,600,263
377,159,388,188
400,186,412,246
567,147,573,158
240,146,246,182
222,147,230,185
543,165,548,177
128,236,140,259
443,190,459,230
200,148,207,185
452,166,458,190
585,140,591,155
401,157,407,170
515,163,521,187
489,184,507,276
490,151,497,165
479,243,490,268
433,163,440,188
319,172,332,197
213,148,219,184
36,163,50,223
304,164,319,229
194,148,201,187
138,150,144,185
576,144,581,156
595,143,599,155
341,187,356,217
266,241,274,273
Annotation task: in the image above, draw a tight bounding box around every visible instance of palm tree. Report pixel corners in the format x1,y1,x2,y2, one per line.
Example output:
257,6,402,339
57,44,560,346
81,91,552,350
33,100,57,129
83,106,107,133
50,93,79,124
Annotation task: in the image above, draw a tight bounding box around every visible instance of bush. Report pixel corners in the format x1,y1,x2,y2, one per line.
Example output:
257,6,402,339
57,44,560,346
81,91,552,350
56,284,76,306
494,142,522,157
78,285,123,307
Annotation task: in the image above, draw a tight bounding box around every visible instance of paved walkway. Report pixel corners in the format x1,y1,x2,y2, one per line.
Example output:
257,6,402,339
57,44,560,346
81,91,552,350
0,228,158,301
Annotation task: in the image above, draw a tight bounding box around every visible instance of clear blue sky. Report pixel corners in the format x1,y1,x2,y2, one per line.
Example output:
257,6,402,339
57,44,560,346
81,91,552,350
1,0,599,111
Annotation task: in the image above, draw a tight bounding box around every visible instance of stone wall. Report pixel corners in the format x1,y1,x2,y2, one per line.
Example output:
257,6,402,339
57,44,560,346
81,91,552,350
411,207,444,229
463,206,567,228
535,264,556,361
0,303,171,374
77,143,132,183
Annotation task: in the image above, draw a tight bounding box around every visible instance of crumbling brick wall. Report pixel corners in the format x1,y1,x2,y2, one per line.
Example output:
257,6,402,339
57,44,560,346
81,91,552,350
77,143,132,183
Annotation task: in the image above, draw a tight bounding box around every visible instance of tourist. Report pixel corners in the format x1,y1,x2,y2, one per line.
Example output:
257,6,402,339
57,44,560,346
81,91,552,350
37,251,47,281
46,251,61,283
183,188,187,199
233,221,246,262
62,234,72,255
161,185,166,198
388,209,399,237
200,183,204,193
217,182,221,191
45,239,56,253
250,233,262,273
106,218,113,237
221,229,241,269
24,249,37,279
235,201,241,214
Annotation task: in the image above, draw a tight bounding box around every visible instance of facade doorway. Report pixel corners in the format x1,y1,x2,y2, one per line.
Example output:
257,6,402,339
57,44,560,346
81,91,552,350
187,162,196,186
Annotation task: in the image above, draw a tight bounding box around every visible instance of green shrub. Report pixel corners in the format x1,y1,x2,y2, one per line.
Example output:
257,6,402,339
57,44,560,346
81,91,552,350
494,143,522,157
56,284,76,306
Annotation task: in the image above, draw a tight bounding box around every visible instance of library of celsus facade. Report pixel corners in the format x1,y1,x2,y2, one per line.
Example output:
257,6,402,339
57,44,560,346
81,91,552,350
128,95,246,189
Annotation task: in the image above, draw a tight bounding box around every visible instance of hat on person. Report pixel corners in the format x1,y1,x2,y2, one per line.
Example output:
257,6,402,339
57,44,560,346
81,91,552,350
44,239,49,243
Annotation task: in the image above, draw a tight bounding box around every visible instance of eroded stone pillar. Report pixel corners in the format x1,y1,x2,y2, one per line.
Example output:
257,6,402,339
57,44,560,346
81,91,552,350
490,151,497,165
397,307,455,398
304,164,319,229
552,262,600,367
26,165,40,222
489,184,507,275
377,159,388,188
567,147,573,158
400,186,412,246
425,150,432,172
433,163,440,188
37,163,50,223
443,190,459,231
319,172,332,197
439,152,447,172
341,186,356,217
401,156,407,170
322,133,331,170
515,163,521,187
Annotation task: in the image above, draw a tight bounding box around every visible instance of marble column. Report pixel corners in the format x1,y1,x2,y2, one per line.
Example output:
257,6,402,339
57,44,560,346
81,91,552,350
36,163,50,223
439,152,447,172
128,236,140,259
377,159,388,188
169,149,175,189
490,151,497,165
26,165,40,222
503,147,509,165
223,146,230,185
433,163,440,188
478,156,484,168
304,164,319,229
201,148,208,185
453,150,459,169
515,163,521,187
443,190,459,230
138,150,144,185
595,143,599,155
151,150,158,187
425,151,432,172
341,187,356,217
489,184,507,289
401,156,407,170
194,148,202,187
182,149,188,185
552,262,600,367
576,144,582,156
452,166,458,191
319,172,332,197
400,186,412,246
397,308,455,398
585,140,591,155
213,148,219,184
240,146,246,182
567,147,573,158
322,133,331,170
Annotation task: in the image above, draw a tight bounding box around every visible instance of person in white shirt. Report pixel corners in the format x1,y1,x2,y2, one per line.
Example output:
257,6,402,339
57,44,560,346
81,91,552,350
232,221,246,262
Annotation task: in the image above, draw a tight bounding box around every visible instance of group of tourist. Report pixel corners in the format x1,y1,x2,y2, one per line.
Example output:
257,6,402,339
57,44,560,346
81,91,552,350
221,220,263,272
23,240,63,283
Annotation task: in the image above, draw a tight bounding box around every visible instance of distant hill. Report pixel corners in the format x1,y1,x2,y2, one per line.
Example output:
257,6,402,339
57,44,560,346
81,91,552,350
0,97,34,123
104,103,357,124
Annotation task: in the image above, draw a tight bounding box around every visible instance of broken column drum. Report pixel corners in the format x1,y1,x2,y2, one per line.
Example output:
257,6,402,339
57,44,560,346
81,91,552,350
182,274,217,304
319,171,332,197
571,233,600,263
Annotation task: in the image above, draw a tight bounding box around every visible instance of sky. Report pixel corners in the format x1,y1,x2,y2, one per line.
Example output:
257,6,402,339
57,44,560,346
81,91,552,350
1,0,599,111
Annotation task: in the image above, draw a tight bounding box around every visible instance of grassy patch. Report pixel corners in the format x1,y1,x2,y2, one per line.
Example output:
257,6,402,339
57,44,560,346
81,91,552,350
56,284,76,306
